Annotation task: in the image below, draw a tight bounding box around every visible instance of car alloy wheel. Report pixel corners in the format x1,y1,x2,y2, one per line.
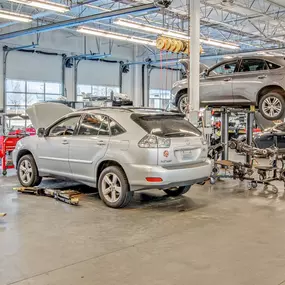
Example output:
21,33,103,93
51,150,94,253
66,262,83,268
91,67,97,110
179,95,188,114
19,159,33,184
101,173,122,203
261,96,282,118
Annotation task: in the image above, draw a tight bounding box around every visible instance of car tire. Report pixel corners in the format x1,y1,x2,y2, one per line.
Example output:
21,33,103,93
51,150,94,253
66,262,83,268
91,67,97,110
17,154,42,187
259,91,285,121
177,93,188,114
98,166,133,208
163,185,191,197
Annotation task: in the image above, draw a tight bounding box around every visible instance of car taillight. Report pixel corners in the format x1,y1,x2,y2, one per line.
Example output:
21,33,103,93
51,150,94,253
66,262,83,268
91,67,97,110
138,134,171,148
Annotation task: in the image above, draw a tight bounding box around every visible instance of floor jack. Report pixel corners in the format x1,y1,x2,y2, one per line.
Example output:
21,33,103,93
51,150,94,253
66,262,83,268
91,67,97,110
14,187,82,205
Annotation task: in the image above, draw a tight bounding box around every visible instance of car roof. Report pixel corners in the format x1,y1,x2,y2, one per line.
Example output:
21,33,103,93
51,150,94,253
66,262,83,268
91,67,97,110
221,55,285,64
75,107,179,115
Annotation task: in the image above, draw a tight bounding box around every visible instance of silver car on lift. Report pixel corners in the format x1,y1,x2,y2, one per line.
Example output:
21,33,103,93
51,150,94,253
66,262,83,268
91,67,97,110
13,103,211,208
172,56,285,121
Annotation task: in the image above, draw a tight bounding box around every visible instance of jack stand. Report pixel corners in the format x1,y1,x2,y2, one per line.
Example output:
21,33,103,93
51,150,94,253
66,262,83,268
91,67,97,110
221,108,229,160
246,107,255,164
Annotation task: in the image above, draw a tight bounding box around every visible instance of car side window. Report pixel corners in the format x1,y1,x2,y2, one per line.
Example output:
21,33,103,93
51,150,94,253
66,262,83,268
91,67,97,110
267,61,281,70
238,59,267,72
78,114,110,136
49,116,81,137
208,61,238,77
109,118,126,136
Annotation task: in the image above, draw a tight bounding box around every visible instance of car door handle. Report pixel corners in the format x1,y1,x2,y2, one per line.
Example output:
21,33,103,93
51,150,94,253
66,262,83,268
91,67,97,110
224,78,232,82
96,140,106,146
62,140,69,145
258,75,267,79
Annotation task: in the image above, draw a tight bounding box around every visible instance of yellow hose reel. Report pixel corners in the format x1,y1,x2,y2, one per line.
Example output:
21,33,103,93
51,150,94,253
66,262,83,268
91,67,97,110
156,36,203,55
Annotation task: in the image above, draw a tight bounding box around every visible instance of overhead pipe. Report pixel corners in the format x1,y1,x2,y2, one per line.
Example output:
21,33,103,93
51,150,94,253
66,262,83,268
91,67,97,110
0,4,160,41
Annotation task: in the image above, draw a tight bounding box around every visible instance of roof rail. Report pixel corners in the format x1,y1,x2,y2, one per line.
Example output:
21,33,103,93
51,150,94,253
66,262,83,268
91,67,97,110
79,106,134,112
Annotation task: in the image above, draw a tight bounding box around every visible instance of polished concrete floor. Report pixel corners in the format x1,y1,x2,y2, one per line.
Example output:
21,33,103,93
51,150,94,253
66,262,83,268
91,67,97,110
1,161,285,285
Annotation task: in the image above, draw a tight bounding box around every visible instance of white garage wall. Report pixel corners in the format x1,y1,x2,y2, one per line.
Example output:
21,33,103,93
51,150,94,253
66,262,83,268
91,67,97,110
0,25,135,109
150,68,180,90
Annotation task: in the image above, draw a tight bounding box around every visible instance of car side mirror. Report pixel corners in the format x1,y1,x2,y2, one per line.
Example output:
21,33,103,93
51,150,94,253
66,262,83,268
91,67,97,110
37,128,46,137
202,69,208,77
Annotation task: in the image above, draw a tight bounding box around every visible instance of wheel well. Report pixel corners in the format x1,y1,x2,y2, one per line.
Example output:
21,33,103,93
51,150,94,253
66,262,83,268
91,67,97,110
96,160,127,184
175,89,187,105
16,150,33,166
257,85,285,105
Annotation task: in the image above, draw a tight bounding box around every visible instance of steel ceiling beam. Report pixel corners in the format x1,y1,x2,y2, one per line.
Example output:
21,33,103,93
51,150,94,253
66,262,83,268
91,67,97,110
0,3,160,40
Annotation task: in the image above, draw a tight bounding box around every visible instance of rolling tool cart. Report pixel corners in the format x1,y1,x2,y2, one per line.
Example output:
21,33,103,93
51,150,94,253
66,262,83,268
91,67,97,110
0,131,26,175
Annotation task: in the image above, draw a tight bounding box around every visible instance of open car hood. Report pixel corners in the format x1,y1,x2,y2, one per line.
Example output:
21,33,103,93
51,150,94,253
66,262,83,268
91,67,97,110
26,103,74,129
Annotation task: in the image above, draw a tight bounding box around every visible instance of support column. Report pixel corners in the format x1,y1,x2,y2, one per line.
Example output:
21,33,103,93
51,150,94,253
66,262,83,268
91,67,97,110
188,0,200,125
221,109,229,160
246,110,254,164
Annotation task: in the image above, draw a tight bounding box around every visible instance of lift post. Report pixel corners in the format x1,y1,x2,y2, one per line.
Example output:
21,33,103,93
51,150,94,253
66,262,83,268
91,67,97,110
221,107,229,160
246,106,255,164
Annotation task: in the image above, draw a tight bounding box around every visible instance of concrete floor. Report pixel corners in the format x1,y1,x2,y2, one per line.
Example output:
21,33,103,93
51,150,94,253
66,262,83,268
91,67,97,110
1,157,285,285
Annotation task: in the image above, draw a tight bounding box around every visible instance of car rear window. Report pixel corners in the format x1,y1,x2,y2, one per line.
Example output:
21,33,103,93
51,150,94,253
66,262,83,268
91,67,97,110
131,113,201,137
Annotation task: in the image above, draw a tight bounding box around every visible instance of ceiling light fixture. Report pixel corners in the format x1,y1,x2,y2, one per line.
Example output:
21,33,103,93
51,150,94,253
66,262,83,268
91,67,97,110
115,18,240,50
8,0,69,13
77,26,156,46
0,9,32,22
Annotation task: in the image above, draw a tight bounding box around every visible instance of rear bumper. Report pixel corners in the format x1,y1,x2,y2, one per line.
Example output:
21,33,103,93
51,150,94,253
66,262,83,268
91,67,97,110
124,159,212,191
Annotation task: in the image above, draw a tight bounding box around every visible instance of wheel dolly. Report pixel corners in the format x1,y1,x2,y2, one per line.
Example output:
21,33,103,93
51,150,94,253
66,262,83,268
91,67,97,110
14,187,82,206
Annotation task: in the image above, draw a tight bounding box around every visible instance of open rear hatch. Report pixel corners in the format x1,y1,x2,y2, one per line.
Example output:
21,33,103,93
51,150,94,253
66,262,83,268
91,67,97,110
26,102,74,129
132,113,208,167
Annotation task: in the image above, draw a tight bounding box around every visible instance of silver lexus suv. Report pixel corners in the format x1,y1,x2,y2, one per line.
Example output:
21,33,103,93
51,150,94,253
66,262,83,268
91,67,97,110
13,103,211,208
172,56,285,121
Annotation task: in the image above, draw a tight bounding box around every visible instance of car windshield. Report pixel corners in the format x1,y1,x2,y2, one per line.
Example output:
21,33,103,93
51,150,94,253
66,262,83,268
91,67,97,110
131,113,201,137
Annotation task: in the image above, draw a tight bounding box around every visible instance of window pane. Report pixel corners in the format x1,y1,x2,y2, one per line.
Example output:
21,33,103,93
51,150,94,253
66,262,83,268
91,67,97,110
77,85,91,96
26,94,44,106
92,86,106,97
6,79,25,92
267,61,281,70
78,114,106,136
27,81,44,93
98,116,110,136
209,61,237,76
107,87,119,98
110,119,125,136
239,59,267,72
131,114,201,137
6,105,26,114
45,94,61,101
45,82,61,94
49,116,80,137
6,93,25,106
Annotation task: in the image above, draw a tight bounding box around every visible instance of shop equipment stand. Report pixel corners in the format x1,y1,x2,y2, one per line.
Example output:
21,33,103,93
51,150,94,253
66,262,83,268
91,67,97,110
219,106,255,163
0,132,26,175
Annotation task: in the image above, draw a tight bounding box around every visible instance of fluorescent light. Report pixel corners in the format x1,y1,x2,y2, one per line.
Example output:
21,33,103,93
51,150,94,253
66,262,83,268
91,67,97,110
115,18,240,50
199,38,239,50
8,0,69,13
0,9,32,22
77,26,156,46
